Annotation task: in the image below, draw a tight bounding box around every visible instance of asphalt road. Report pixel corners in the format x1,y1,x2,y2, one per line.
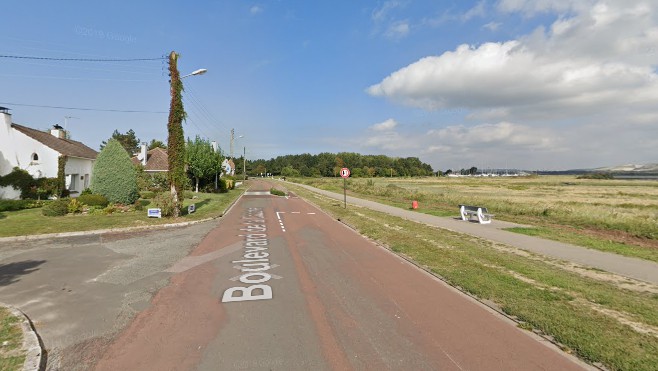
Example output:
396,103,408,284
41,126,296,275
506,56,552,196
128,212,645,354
87,180,587,371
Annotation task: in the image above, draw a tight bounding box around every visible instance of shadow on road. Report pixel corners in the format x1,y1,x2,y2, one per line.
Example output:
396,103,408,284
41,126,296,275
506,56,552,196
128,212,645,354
0,260,46,286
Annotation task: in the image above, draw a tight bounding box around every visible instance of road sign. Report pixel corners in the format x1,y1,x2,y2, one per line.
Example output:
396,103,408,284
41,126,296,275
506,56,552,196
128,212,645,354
340,168,350,178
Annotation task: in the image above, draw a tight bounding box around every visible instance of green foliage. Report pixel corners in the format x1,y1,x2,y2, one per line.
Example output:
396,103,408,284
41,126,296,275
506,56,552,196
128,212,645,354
148,138,167,150
90,138,139,204
80,188,93,195
184,190,194,199
42,199,69,216
270,188,286,196
186,135,223,192
77,194,109,207
136,170,168,192
578,173,614,179
247,152,433,178
139,191,155,199
167,51,186,217
67,198,83,214
0,168,59,200
0,199,44,212
100,129,141,154
57,156,67,197
153,191,177,217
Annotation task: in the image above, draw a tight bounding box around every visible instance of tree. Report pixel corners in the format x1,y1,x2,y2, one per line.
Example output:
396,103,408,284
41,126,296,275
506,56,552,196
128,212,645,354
186,136,221,192
100,129,141,154
90,138,139,204
148,139,167,150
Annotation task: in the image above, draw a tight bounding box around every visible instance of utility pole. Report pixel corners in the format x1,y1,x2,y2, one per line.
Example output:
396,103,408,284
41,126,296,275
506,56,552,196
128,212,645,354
167,51,185,218
230,128,235,159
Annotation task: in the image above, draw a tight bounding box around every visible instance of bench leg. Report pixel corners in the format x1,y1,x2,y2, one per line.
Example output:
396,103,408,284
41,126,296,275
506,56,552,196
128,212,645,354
477,208,492,224
460,206,468,221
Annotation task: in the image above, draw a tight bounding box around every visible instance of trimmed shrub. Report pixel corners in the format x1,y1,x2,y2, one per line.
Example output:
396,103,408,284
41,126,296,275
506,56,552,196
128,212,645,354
184,191,194,199
42,199,69,217
77,194,109,208
139,191,155,199
90,138,139,204
0,199,45,211
153,192,177,217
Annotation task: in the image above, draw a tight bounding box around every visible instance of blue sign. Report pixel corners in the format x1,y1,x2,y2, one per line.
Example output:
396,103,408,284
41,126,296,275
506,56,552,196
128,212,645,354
147,208,162,218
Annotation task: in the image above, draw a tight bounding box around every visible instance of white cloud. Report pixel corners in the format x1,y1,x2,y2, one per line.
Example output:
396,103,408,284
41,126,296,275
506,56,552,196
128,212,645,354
372,1,404,22
463,1,487,21
483,21,502,31
370,118,399,131
384,20,410,40
250,5,263,15
364,1,658,169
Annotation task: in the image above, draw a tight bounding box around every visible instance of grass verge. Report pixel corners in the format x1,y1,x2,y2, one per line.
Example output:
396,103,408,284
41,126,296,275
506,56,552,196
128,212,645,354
0,307,26,371
286,182,658,371
506,227,658,263
0,189,244,238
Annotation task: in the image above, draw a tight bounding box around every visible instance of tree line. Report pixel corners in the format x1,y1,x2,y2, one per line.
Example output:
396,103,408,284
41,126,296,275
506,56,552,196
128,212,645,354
242,152,434,178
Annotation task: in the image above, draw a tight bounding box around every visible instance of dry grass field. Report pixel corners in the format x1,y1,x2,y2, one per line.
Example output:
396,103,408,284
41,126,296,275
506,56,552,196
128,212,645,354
295,176,658,262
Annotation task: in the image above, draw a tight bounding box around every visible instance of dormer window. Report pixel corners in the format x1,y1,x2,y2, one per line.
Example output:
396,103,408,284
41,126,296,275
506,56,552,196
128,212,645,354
31,153,39,162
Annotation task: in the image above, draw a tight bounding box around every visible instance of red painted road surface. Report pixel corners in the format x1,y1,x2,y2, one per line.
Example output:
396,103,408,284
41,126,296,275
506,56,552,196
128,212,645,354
93,180,587,370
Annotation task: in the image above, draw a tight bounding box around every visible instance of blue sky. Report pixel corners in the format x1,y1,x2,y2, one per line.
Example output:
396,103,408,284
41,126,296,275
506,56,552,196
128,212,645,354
2,0,657,171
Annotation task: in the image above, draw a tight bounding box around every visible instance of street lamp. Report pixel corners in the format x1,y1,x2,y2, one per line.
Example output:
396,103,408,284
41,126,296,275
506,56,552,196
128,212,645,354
181,68,207,79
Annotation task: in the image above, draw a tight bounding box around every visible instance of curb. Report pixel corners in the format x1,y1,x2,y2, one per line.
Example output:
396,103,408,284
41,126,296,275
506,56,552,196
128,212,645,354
0,189,246,371
0,303,44,371
0,190,246,243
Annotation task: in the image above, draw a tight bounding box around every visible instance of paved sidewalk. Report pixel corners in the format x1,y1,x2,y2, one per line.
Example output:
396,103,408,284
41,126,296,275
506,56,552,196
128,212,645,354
291,182,658,285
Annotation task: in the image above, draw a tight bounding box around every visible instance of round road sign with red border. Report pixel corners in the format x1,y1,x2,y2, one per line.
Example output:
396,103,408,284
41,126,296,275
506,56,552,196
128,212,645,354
340,168,350,178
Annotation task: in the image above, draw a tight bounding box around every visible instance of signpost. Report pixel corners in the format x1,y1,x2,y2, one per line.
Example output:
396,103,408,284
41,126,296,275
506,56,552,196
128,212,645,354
340,167,350,208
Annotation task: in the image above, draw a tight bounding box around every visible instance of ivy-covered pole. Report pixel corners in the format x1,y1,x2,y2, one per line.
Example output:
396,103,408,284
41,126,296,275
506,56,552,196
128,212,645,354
167,51,186,217
57,155,67,198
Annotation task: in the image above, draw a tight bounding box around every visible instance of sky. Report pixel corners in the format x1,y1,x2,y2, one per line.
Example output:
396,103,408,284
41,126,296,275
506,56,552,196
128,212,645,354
1,0,657,171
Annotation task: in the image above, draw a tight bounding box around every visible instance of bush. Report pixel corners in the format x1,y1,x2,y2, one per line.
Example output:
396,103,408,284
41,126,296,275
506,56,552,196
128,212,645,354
67,198,83,214
0,199,44,212
42,199,69,217
184,191,194,199
139,191,155,199
80,188,93,195
90,138,139,204
270,188,286,196
153,192,177,217
77,194,109,207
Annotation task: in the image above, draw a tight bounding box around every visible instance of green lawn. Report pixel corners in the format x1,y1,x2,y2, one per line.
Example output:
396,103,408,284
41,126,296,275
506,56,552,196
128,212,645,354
0,189,243,238
0,308,26,371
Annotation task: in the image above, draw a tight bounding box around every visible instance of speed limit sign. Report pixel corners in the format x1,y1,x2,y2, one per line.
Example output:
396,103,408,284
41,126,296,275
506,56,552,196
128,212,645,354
340,168,350,178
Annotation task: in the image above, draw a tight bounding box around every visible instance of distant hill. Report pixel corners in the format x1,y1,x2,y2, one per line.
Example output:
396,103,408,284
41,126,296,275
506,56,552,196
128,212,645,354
594,163,658,172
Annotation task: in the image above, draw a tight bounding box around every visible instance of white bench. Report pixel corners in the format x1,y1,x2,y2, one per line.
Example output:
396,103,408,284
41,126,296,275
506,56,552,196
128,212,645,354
459,205,494,224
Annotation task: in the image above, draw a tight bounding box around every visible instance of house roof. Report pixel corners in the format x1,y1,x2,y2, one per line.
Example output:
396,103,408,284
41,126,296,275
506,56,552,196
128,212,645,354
131,147,169,171
11,124,98,160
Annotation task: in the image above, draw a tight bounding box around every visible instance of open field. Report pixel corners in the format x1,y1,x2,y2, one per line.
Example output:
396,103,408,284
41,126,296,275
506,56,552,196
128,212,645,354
281,181,658,371
292,176,658,263
0,189,243,238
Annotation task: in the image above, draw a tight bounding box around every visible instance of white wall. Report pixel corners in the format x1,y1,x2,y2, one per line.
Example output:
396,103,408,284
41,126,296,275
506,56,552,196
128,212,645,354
0,112,94,198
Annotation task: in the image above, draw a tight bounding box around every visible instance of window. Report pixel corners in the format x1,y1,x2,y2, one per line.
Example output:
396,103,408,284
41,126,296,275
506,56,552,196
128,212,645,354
31,153,39,162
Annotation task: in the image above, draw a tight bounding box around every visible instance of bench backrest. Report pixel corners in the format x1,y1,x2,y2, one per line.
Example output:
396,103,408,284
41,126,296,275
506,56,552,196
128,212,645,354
460,205,489,214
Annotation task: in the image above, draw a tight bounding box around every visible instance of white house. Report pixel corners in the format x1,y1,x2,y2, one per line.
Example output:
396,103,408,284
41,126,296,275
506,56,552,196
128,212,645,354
0,107,98,199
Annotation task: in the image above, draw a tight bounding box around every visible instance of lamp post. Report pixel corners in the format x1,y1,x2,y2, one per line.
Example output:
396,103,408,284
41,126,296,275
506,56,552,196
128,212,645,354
167,50,206,217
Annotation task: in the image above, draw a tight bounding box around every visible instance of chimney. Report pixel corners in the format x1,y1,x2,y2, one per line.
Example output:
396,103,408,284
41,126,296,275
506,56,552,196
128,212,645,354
139,142,148,166
50,124,66,139
1,106,11,130
211,140,218,153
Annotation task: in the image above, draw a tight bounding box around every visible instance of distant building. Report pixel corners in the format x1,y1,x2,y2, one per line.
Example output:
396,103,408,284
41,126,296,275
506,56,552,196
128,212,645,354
222,158,236,176
131,143,169,173
0,107,98,199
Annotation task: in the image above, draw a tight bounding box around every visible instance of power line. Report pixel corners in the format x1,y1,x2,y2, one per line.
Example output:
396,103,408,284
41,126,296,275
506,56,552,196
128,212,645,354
0,54,165,62
0,102,166,114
